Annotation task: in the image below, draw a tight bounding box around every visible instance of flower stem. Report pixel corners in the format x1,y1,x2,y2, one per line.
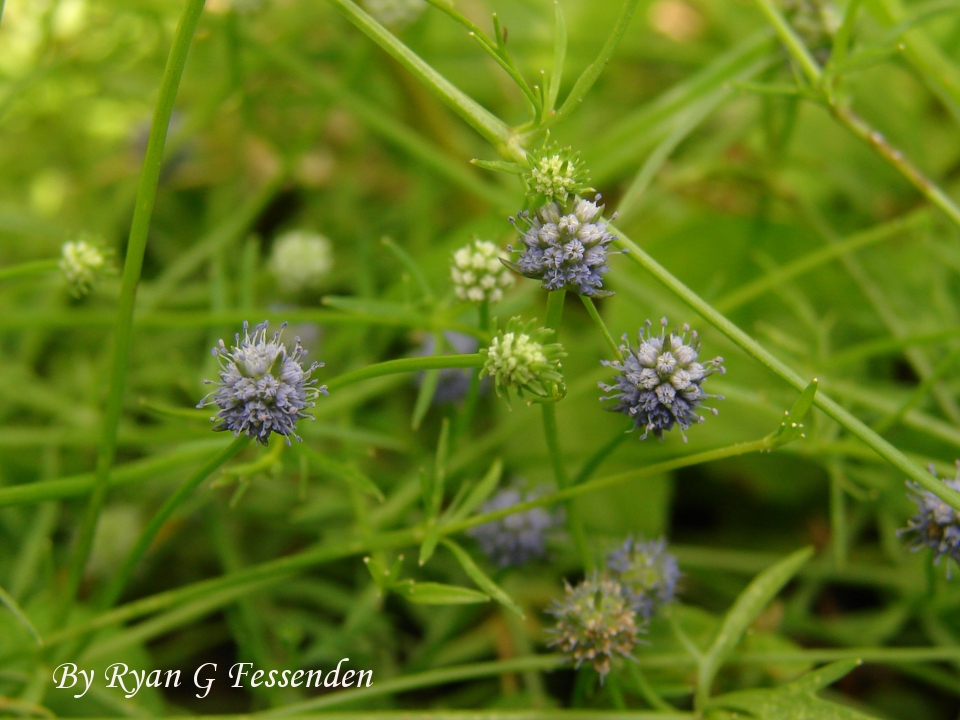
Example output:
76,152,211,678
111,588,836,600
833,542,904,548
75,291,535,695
580,295,623,361
0,258,59,282
61,0,207,614
541,289,592,570
326,354,485,392
99,435,250,610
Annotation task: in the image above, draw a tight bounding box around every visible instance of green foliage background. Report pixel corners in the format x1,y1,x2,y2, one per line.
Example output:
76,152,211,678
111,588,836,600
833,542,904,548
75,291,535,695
3,0,960,717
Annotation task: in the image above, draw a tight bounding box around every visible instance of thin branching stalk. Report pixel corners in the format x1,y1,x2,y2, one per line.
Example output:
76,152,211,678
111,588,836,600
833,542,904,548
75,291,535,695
62,0,208,611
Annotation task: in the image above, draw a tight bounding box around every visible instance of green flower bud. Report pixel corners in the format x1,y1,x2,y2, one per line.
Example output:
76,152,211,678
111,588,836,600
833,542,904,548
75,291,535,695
480,317,566,402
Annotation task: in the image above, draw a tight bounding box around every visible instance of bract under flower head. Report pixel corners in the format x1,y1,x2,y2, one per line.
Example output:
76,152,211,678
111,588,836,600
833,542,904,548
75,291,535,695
600,318,724,441
900,462,960,572
466,486,563,567
548,572,644,680
60,239,110,297
607,536,680,618
507,197,621,297
480,317,566,402
198,321,327,445
451,239,515,304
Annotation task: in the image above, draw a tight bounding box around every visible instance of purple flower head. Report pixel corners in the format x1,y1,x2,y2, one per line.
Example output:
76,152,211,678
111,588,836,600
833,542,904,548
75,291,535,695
198,321,327,445
506,196,622,298
600,318,725,441
466,486,562,567
899,462,960,572
607,536,680,618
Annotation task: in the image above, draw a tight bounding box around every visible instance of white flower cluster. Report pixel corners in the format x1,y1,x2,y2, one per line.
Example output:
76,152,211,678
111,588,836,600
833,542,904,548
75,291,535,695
451,239,514,304
60,239,108,297
269,230,333,293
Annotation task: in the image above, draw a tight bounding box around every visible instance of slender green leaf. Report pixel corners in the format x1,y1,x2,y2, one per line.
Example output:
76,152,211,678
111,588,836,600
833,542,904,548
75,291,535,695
709,660,876,719
546,0,568,114
448,458,503,523
442,539,523,618
0,584,42,646
696,546,815,707
398,581,489,605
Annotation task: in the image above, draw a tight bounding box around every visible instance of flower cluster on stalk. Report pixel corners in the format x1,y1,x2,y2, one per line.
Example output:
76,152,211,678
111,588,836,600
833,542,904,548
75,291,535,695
600,318,725,441
548,536,680,679
900,462,960,571
198,321,326,445
505,145,622,298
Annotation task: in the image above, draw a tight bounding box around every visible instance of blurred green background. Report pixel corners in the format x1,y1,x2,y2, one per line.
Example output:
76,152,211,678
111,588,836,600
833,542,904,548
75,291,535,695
3,0,960,717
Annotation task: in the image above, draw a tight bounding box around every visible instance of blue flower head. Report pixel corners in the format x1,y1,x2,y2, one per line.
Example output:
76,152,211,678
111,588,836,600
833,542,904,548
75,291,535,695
198,321,327,445
600,318,725,441
899,462,960,571
466,486,562,567
547,572,645,681
506,197,621,298
607,536,680,618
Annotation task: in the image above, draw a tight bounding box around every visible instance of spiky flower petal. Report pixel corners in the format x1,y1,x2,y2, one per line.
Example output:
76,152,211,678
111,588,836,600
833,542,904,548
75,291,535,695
523,144,591,205
451,239,515,304
60,239,109,297
269,230,333,293
899,462,960,571
600,318,724,441
607,536,680,618
198,321,326,445
480,317,566,402
507,197,620,297
466,486,562,567
548,573,644,680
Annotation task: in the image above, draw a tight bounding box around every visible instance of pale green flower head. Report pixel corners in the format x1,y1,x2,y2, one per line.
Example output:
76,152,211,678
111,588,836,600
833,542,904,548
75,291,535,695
480,317,566,402
523,143,592,205
269,230,334,293
60,238,110,297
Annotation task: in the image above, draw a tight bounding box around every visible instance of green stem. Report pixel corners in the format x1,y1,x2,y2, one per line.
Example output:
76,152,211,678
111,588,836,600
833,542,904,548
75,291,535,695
38,437,774,650
324,0,511,153
540,289,591,569
326,354,485,392
0,259,59,282
544,288,566,331
612,225,960,513
570,424,632,486
580,295,623,361
62,0,208,611
751,0,822,85
99,435,250,609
